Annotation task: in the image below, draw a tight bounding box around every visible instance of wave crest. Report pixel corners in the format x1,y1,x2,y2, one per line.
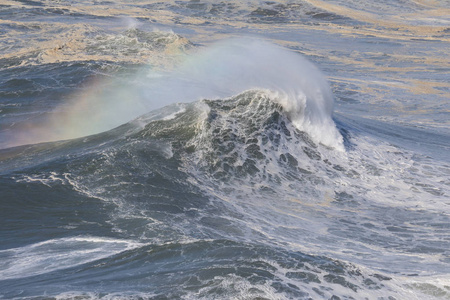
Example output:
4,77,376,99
176,38,344,151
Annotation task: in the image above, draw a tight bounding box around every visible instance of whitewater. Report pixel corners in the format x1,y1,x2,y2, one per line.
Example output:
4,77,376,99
0,1,449,299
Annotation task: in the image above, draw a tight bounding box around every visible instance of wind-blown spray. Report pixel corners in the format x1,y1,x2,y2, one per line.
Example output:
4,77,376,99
6,38,343,151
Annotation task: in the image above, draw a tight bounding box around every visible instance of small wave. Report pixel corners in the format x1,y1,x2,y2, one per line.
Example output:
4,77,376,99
0,237,141,280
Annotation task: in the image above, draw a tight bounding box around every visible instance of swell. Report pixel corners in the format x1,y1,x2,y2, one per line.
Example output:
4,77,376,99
0,239,399,299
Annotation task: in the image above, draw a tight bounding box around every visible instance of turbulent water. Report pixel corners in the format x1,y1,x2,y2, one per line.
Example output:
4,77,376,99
1,1,449,299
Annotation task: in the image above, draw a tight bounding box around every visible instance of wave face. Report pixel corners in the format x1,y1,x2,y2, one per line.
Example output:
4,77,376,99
1,0,449,299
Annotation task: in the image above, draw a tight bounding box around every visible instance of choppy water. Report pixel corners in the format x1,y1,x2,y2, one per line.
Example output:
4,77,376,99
1,1,449,299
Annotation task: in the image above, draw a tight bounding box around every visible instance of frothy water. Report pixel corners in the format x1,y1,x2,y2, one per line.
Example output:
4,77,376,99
0,1,449,299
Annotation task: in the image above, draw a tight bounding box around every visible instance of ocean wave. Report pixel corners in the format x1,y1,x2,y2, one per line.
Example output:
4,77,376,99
1,38,343,152
1,2,449,298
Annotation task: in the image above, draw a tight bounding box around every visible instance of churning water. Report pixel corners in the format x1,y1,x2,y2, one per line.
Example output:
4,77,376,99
0,1,449,299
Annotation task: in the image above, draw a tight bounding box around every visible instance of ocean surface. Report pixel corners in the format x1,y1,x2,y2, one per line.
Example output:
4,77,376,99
0,1,449,299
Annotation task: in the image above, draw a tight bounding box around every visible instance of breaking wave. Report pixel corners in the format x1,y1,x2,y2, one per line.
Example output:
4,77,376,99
4,38,343,152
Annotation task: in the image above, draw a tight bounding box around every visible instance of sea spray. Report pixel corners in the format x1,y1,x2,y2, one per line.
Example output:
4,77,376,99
174,38,343,150
5,38,343,151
